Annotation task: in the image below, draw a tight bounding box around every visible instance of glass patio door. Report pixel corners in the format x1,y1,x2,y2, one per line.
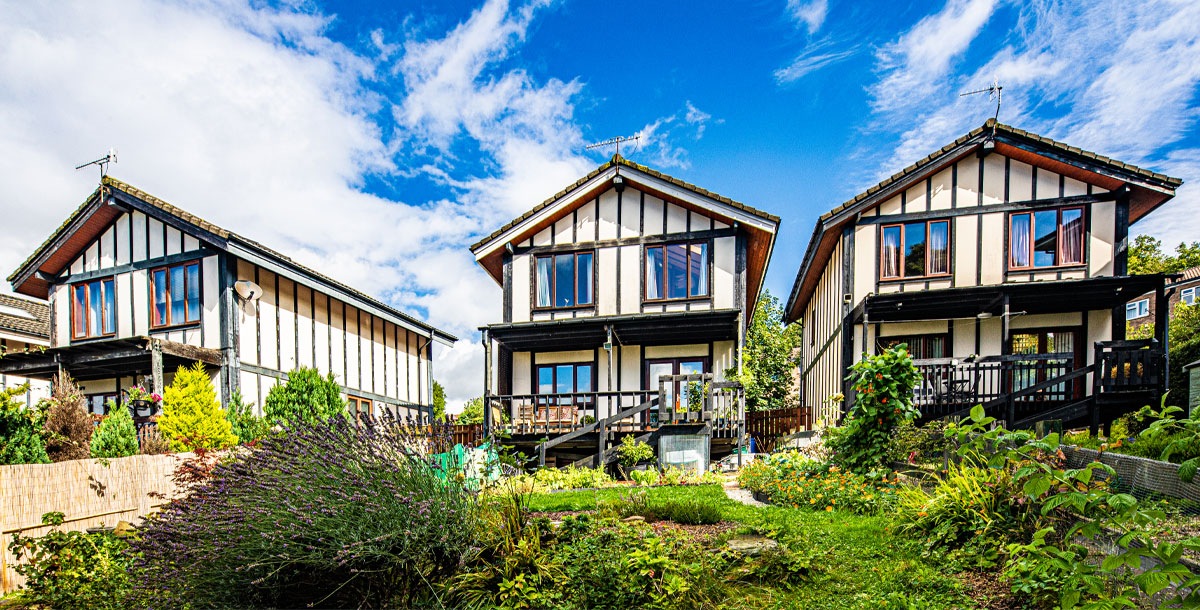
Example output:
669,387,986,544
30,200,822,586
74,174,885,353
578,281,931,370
647,358,708,413
1009,329,1080,401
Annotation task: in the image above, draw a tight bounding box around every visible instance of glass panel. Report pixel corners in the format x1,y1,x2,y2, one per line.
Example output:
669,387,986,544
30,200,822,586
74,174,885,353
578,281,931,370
536,257,552,307
1010,332,1040,392
666,243,688,299
689,243,708,297
103,280,115,334
1033,210,1058,267
555,364,573,394
646,247,664,299
186,264,201,321
88,281,102,337
1060,209,1083,264
575,364,593,393
152,269,168,326
537,366,554,394
576,253,593,305
904,222,926,277
1184,289,1196,306
73,285,87,337
649,362,675,410
928,222,949,275
555,254,575,307
170,267,186,324
1010,214,1031,268
881,226,901,278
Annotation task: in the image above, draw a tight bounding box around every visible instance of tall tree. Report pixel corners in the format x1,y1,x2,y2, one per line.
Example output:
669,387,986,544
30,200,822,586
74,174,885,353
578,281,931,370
725,290,803,412
1129,235,1200,275
432,380,446,422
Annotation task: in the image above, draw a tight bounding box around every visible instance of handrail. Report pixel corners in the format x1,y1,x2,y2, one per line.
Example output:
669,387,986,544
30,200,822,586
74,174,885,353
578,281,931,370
536,395,660,466
943,363,1095,421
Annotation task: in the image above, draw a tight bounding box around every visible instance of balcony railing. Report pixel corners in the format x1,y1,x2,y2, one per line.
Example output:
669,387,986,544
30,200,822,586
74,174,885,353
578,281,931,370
912,353,1078,421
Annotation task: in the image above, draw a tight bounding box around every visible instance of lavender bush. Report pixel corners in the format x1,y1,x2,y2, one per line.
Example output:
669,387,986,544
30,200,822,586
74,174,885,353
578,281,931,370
130,413,478,608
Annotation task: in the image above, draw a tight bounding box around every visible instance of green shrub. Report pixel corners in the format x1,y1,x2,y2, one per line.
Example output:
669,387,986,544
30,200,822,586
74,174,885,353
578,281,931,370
157,363,237,451
630,468,659,486
263,367,345,426
616,435,654,468
827,345,922,474
0,383,49,464
889,419,951,464
224,390,271,444
738,452,896,515
508,466,614,492
8,512,134,610
89,402,138,458
43,373,93,462
132,414,478,608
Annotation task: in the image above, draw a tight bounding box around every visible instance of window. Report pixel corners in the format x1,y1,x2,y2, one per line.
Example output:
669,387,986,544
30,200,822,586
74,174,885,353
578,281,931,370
1009,207,1084,270
880,221,949,279
71,278,116,339
1127,299,1150,320
646,358,708,412
348,396,373,425
1183,287,1198,306
85,393,119,416
877,335,947,360
646,241,709,300
535,251,593,308
151,262,201,327
536,363,594,396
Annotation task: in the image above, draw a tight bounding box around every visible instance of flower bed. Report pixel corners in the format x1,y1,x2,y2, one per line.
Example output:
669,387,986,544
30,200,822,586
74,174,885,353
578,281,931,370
737,451,898,515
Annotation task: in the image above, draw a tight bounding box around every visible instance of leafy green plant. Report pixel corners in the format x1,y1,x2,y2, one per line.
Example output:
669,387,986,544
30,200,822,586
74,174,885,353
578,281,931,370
827,345,922,474
157,363,237,451
43,373,94,462
263,366,346,426
630,468,659,486
8,512,134,610
654,499,723,525
0,383,49,464
89,401,138,458
1134,399,1200,481
724,290,803,411
616,435,654,468
738,453,897,515
223,389,271,444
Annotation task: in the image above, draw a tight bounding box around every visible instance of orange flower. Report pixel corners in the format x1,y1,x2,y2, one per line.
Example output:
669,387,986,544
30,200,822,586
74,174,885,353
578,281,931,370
826,506,834,512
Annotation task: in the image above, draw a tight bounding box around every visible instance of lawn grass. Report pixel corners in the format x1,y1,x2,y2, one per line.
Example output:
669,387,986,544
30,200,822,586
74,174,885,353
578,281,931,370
528,484,988,609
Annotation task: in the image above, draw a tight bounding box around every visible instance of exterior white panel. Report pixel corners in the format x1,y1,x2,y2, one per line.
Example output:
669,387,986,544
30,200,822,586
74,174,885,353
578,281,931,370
713,236,735,309
131,212,148,262
982,155,1005,204
853,225,875,301
1064,177,1087,197
577,200,596,243
330,305,346,385
930,167,953,210
236,260,258,365
513,351,531,394
643,195,664,236
114,273,133,338
979,213,1005,284
258,271,278,371
554,217,572,245
665,202,688,233
201,256,220,349
597,191,619,240
130,269,150,336
278,278,297,372
619,245,640,315
1091,201,1116,276
906,180,928,212
165,226,182,256
955,158,980,208
512,254,531,323
183,235,200,251
114,213,131,265
296,285,313,369
1036,168,1060,199
596,247,617,316
1009,160,1034,201
100,227,115,268
313,294,330,374
147,218,164,259
879,193,901,216
619,346,640,391
953,215,978,287
620,189,641,238
532,227,551,247
85,242,99,272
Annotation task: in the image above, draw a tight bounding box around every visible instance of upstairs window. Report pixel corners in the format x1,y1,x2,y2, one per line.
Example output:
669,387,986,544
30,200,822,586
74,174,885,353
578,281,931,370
72,278,116,339
880,220,949,279
1127,299,1150,320
151,262,201,327
1182,287,1197,306
646,242,709,301
535,251,594,309
1009,207,1084,270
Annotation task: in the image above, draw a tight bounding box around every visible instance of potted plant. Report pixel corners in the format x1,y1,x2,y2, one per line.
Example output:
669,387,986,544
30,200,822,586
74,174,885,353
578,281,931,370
616,435,654,480
125,385,162,418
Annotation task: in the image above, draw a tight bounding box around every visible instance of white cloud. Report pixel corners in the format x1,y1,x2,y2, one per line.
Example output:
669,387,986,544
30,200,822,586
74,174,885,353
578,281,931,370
869,0,999,115
786,0,829,34
626,101,720,170
774,40,856,84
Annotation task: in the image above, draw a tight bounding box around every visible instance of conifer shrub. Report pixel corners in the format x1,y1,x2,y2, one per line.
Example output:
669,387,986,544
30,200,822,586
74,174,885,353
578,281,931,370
130,414,478,608
225,390,272,444
90,401,139,458
157,363,237,452
43,373,93,462
263,367,346,426
0,383,50,465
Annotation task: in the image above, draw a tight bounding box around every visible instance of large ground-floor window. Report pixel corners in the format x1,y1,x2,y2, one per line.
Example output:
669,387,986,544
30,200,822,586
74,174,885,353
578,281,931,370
645,357,709,412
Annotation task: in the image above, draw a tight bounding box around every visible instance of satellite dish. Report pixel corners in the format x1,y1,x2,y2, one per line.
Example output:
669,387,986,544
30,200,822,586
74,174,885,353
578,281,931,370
234,280,262,301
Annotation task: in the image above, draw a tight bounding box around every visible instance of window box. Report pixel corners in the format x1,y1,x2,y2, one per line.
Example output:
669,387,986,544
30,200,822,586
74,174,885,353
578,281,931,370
880,220,950,280
1009,207,1085,270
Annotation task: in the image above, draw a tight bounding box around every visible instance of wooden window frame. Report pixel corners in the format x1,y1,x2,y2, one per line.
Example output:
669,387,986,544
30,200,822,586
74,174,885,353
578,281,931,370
532,250,596,311
878,220,951,281
643,240,712,303
150,261,202,329
71,277,117,340
534,362,597,395
349,395,373,424
876,334,949,360
1007,206,1086,271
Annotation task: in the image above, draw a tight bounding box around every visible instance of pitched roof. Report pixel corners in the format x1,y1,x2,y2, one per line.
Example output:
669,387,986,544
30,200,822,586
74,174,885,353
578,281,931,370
0,293,49,340
469,153,779,253
785,120,1184,322
9,177,456,344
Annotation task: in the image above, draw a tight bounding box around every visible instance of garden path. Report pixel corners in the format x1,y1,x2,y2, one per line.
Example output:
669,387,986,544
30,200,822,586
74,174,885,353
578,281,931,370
721,477,765,507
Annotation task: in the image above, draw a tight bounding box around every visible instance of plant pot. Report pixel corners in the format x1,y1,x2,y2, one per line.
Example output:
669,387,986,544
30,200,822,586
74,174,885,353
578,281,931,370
129,400,155,417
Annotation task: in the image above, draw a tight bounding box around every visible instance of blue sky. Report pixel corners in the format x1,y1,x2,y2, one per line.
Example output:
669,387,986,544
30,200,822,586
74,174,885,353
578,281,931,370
1,0,1197,406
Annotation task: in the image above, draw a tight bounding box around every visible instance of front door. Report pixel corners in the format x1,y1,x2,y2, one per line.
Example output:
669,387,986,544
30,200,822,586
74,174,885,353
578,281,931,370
645,358,708,414
1008,328,1083,401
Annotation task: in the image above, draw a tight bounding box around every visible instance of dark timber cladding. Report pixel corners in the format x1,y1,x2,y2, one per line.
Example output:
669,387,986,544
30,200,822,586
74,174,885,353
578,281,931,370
485,310,741,352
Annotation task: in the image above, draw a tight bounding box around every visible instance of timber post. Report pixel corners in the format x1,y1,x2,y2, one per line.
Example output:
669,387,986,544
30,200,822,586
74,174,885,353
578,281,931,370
482,329,492,431
150,339,164,396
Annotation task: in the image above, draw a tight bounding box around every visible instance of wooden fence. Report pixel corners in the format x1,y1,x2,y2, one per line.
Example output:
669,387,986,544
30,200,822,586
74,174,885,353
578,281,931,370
1,453,187,593
746,406,811,452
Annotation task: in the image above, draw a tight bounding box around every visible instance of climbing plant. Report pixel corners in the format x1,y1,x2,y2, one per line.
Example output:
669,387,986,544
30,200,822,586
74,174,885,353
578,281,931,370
827,345,922,474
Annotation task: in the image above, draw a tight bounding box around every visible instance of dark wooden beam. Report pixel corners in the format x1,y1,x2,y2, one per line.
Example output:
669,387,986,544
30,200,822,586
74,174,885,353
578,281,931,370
513,227,737,256
857,192,1118,225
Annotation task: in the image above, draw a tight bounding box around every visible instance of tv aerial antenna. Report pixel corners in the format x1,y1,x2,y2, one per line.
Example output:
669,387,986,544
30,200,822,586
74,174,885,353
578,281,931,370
75,148,118,180
961,78,1003,137
585,135,640,157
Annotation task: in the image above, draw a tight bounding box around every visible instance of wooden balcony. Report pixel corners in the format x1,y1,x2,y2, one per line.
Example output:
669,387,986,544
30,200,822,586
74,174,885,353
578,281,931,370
910,339,1164,430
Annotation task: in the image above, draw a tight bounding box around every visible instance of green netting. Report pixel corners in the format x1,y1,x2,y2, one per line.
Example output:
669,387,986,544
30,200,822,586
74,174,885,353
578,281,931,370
431,442,501,491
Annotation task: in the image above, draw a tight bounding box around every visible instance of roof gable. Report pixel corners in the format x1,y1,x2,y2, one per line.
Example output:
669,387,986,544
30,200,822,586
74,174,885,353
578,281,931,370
785,120,1183,322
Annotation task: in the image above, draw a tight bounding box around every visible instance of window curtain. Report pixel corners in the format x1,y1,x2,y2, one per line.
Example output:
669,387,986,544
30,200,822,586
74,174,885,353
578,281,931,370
536,257,552,307
646,247,663,299
1010,214,1031,268
881,227,901,278
929,222,949,274
1060,209,1084,264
